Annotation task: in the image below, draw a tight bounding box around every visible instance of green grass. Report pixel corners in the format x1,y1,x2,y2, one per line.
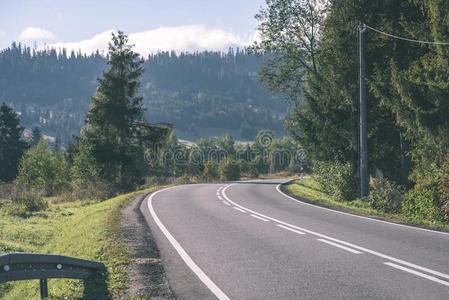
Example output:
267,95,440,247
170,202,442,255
284,177,449,231
0,185,165,299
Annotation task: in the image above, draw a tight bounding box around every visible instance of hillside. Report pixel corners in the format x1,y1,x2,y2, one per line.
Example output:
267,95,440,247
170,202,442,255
0,44,284,143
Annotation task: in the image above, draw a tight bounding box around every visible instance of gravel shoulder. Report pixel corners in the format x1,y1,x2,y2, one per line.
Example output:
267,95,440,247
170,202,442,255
121,194,175,299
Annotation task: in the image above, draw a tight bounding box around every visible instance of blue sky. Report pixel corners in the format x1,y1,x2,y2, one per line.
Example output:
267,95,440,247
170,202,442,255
0,0,266,54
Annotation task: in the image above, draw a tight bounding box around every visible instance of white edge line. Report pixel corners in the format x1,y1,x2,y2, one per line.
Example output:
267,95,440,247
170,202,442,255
222,184,449,281
147,187,231,300
276,181,449,237
276,224,305,234
250,214,269,222
233,207,247,213
317,238,362,254
384,262,449,287
222,200,231,206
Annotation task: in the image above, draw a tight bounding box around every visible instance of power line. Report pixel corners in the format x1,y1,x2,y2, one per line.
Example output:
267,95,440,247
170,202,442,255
364,24,449,45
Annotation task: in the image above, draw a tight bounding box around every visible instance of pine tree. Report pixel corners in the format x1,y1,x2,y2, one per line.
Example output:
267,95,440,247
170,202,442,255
0,103,28,182
83,31,164,189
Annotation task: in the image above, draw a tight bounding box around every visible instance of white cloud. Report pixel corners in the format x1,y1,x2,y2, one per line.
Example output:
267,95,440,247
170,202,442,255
19,27,55,41
48,25,258,56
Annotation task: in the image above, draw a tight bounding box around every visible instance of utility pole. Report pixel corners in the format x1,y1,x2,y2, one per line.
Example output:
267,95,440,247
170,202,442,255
359,21,368,198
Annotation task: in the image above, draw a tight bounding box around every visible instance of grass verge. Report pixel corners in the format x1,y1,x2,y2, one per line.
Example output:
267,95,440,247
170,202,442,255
283,177,449,231
0,185,166,299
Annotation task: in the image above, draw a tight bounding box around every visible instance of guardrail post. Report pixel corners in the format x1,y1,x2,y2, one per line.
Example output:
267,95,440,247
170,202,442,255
39,278,48,299
0,253,107,299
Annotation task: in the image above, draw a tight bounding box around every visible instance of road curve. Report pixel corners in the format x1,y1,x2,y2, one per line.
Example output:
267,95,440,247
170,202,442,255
140,180,449,299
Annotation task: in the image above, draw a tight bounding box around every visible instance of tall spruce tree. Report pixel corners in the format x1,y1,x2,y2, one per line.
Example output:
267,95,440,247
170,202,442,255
0,103,28,182
83,31,151,189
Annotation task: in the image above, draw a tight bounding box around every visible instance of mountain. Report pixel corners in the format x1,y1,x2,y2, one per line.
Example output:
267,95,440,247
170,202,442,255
0,43,285,143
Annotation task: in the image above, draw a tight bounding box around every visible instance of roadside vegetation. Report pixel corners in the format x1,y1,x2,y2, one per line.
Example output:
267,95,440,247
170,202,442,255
0,185,165,299
284,177,449,231
0,30,302,299
256,0,449,226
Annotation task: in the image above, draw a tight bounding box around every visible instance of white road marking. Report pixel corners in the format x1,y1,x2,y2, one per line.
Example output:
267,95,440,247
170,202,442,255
277,224,305,234
147,188,230,300
384,262,449,287
217,187,223,192
216,192,220,196
250,214,269,222
276,181,449,237
317,239,362,254
218,195,224,200
222,200,231,206
222,184,449,281
233,207,247,213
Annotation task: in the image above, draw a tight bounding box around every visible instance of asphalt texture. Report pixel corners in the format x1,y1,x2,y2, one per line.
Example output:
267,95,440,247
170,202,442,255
140,180,449,299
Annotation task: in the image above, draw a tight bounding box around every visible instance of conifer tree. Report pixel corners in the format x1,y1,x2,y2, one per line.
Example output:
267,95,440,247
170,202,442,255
0,103,28,182
83,31,166,189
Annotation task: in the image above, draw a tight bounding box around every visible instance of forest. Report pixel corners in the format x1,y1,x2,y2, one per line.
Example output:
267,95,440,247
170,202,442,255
0,44,284,143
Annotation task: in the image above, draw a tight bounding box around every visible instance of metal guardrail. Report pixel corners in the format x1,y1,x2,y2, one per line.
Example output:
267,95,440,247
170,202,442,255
0,252,106,299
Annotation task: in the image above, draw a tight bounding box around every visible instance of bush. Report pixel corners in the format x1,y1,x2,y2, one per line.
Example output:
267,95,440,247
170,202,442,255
368,178,403,213
17,139,70,195
219,158,241,181
248,163,260,178
402,186,442,223
202,161,219,182
313,160,356,200
71,139,100,190
7,191,48,217
401,163,443,222
53,181,113,203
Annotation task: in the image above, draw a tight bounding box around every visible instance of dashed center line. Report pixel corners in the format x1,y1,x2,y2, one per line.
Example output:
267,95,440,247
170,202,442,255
250,214,269,222
233,207,247,213
384,262,449,287
222,183,449,288
218,195,224,200
277,224,306,235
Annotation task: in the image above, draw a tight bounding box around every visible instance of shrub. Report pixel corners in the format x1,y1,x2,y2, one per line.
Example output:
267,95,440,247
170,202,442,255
248,163,260,178
439,154,449,220
401,162,443,222
402,186,442,223
71,139,100,190
202,161,219,182
7,191,48,217
368,178,403,213
53,181,113,203
17,139,70,195
313,160,356,200
219,158,241,181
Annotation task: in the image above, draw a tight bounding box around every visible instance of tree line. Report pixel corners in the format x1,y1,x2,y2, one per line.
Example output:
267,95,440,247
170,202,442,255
0,43,284,143
256,0,449,223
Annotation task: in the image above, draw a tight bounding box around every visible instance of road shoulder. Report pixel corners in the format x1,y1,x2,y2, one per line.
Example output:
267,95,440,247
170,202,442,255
121,194,175,299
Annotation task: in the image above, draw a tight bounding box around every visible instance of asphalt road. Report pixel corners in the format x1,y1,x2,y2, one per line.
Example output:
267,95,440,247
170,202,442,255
141,180,449,299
